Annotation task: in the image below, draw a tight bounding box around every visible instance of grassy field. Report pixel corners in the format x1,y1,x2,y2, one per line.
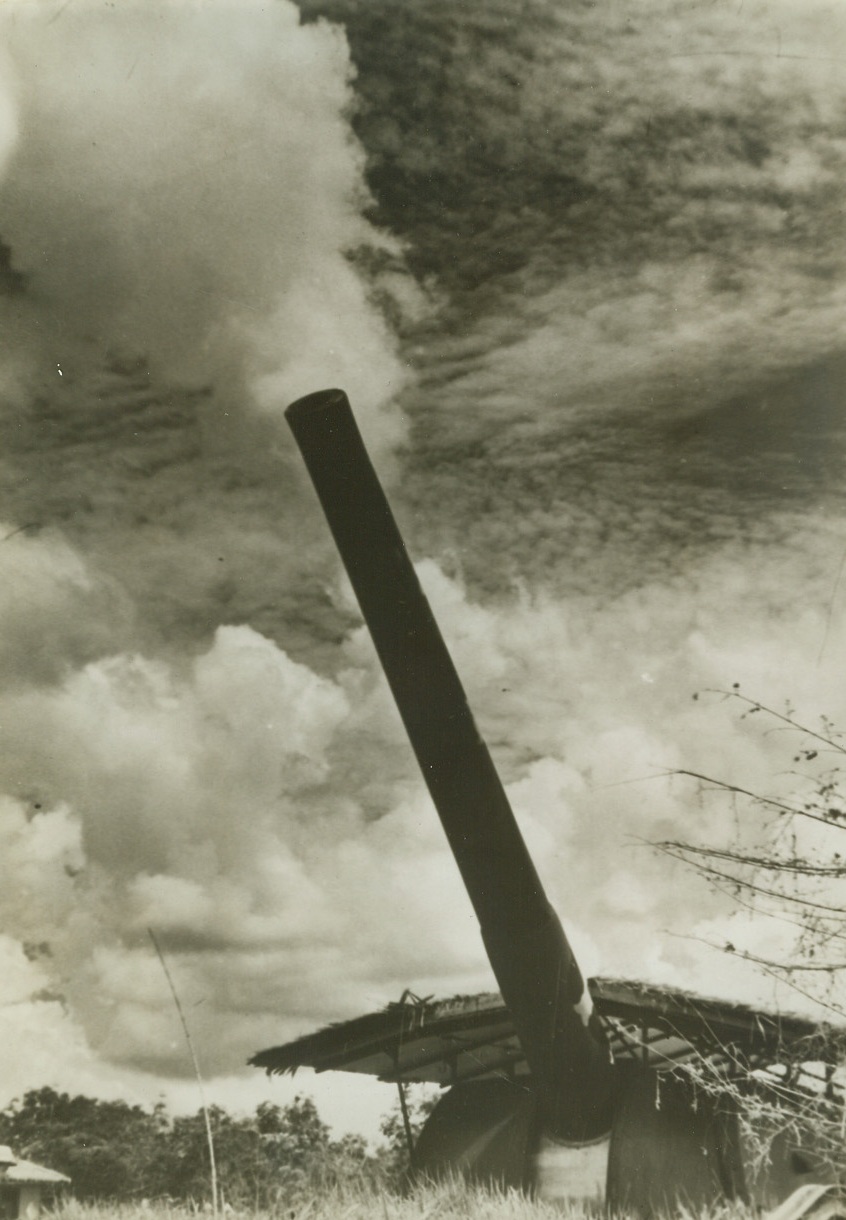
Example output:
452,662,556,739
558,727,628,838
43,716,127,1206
52,1181,757,1220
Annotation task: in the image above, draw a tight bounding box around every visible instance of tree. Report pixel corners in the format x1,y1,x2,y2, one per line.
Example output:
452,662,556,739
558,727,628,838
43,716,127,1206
376,1086,438,1189
0,1089,387,1205
652,687,846,1182
151,1096,367,1208
656,687,846,1009
0,1087,161,1200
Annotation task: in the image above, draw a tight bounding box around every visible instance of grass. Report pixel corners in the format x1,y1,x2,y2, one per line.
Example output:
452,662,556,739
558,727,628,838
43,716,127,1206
51,1179,760,1220
53,1183,575,1220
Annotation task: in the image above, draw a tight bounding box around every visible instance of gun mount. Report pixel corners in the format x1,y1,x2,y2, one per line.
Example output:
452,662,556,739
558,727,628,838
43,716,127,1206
253,389,846,1213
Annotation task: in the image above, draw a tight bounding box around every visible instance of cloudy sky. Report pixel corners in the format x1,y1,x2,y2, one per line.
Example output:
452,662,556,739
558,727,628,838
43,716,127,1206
2,0,846,1136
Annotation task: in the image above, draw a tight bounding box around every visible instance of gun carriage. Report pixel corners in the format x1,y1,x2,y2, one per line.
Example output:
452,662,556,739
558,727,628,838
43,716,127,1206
252,390,846,1214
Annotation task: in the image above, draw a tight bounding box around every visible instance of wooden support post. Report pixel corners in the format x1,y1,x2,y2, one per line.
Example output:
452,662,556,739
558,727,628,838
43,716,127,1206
397,1080,416,1169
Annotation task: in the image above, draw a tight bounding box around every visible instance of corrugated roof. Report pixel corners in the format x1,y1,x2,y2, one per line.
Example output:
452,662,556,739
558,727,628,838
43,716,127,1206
250,977,846,1098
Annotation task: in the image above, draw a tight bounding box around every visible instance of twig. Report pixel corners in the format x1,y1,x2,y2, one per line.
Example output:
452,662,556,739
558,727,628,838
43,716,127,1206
699,689,846,756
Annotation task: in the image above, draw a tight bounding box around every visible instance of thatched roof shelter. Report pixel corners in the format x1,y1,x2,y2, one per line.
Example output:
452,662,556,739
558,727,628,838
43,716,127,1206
0,1146,69,1219
252,977,846,1099
0,1147,69,1187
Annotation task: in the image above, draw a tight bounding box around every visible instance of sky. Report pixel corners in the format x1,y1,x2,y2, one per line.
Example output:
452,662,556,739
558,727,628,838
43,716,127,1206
1,0,846,1139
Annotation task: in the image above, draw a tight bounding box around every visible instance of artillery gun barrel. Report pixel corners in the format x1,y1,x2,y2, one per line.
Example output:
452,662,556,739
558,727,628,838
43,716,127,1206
285,389,612,1141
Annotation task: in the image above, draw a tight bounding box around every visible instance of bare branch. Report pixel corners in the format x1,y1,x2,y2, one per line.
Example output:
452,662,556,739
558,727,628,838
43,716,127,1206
671,768,846,832
653,844,846,916
655,840,846,877
699,689,846,756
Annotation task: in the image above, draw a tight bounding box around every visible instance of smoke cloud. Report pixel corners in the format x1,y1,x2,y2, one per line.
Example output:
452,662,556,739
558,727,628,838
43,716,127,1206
0,0,415,1122
0,0,407,444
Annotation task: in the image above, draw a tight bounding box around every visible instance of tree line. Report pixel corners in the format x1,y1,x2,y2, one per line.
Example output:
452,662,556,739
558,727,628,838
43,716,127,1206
0,1086,432,1207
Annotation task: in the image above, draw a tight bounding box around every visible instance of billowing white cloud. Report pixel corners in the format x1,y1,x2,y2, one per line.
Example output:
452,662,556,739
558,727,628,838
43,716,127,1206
0,0,408,454
0,525,133,685
3,540,844,1102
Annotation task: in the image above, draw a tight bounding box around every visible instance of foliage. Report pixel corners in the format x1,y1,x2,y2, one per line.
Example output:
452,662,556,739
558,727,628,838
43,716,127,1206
655,687,846,1181
0,1088,166,1201
0,1087,390,1207
378,1085,439,1187
659,687,846,1009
